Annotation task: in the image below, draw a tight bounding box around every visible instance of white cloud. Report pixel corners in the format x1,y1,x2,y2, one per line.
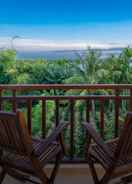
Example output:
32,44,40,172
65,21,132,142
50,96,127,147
0,37,129,51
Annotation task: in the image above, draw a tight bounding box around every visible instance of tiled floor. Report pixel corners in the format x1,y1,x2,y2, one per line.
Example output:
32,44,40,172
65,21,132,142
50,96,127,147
3,175,93,184
1,165,132,184
2,174,129,184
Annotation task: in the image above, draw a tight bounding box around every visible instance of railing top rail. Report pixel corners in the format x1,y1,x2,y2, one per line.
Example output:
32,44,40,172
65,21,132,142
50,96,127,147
0,84,132,91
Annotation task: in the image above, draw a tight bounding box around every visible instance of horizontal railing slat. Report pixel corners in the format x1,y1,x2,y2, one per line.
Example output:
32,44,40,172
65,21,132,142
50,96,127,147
1,84,132,91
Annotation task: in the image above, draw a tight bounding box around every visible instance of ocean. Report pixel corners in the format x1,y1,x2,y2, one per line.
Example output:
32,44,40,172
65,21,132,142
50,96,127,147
16,48,122,60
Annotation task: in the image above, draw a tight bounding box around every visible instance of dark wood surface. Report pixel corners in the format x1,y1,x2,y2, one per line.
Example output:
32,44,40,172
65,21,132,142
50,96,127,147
83,112,132,184
0,111,67,184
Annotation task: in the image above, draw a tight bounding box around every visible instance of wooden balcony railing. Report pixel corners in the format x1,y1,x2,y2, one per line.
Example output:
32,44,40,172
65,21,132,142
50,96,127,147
0,84,132,163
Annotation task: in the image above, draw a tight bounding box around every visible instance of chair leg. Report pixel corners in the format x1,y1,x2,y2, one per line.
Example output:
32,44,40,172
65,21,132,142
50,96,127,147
31,157,49,184
49,151,63,184
6,168,29,183
88,155,113,184
88,157,99,184
89,161,111,184
99,168,114,184
0,168,6,184
100,174,111,184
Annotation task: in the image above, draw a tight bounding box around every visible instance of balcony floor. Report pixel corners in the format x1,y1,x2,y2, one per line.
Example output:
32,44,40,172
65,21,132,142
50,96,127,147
2,175,128,184
3,175,93,184
1,165,131,184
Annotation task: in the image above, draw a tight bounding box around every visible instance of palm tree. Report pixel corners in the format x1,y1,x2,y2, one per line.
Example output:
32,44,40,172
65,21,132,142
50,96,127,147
65,48,102,84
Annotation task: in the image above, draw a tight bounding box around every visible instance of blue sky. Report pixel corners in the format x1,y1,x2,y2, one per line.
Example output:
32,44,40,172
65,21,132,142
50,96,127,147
0,0,132,24
0,0,132,49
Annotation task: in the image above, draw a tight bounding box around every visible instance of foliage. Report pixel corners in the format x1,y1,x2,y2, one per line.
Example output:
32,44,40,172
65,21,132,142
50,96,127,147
32,100,55,136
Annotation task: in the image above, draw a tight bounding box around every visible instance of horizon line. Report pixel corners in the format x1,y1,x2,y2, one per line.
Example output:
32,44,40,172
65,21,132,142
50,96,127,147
0,37,130,51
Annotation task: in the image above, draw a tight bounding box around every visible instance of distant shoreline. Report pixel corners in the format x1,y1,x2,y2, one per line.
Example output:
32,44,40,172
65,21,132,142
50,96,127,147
16,48,123,60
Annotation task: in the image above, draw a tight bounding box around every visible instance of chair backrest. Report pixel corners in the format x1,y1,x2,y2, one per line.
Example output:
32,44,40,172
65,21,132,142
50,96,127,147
0,111,33,156
115,112,132,162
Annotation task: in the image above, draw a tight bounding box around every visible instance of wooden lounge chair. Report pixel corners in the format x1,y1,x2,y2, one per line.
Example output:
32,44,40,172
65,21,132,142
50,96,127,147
0,110,67,184
83,112,132,184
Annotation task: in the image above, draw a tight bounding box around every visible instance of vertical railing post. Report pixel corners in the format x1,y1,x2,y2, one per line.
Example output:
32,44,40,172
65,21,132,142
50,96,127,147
12,90,17,112
129,89,132,111
41,99,46,138
100,98,105,138
70,99,75,160
55,99,59,126
0,90,2,111
27,99,32,135
115,89,120,138
55,99,65,154
85,99,91,160
86,100,90,122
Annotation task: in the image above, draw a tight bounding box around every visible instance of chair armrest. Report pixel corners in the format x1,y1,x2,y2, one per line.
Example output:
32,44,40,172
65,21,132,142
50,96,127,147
47,123,69,143
83,122,112,157
48,123,69,154
33,123,69,154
